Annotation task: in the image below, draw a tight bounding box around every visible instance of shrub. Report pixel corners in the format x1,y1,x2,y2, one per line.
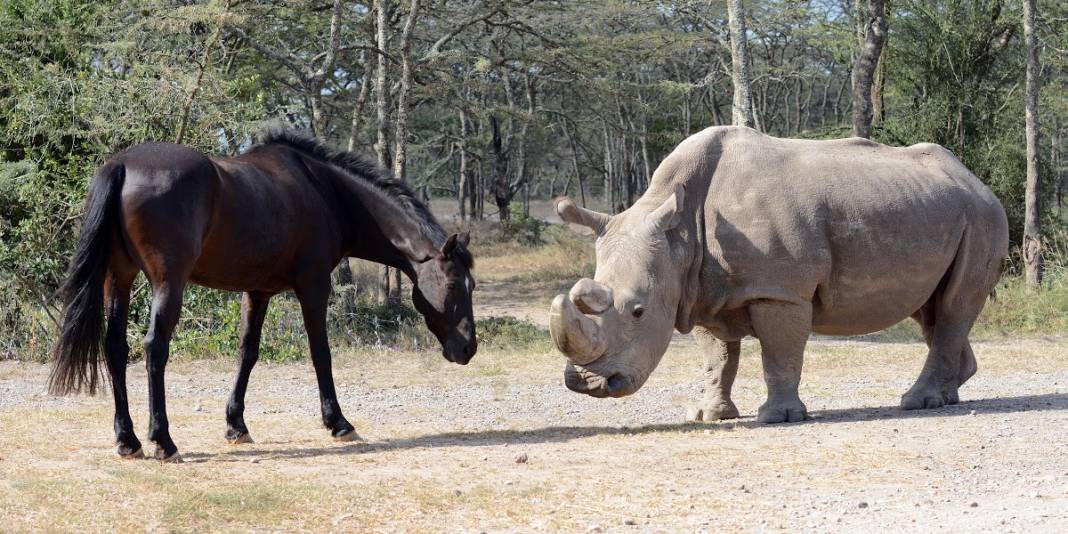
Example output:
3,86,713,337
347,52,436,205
500,202,547,246
475,316,551,351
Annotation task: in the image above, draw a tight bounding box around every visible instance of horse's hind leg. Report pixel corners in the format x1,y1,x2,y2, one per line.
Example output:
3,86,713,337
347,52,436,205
104,252,140,458
225,291,272,444
142,277,187,462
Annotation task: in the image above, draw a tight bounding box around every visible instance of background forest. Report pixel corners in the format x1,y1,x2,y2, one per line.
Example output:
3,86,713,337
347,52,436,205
2,0,1066,360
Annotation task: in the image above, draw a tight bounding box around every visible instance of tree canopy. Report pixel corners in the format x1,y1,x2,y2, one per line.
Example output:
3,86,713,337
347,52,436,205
2,0,1066,355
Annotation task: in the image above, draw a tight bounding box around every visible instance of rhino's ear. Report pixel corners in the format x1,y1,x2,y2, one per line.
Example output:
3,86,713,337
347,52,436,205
554,196,611,235
646,184,685,234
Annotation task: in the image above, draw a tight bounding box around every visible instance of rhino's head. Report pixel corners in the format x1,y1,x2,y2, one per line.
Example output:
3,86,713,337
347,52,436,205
550,186,688,398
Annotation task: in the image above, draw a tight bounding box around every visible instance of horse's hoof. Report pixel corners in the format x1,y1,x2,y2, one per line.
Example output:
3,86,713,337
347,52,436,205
333,429,360,442
118,447,144,459
227,433,254,445
159,452,183,464
154,446,183,463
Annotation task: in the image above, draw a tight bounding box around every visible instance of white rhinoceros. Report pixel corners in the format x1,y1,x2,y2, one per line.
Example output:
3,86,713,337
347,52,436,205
550,126,1008,423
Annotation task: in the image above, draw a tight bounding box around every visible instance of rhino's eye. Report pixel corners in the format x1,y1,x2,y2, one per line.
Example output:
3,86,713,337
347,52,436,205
632,306,644,319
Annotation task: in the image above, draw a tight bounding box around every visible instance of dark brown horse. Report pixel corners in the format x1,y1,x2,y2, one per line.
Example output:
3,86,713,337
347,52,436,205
48,128,477,462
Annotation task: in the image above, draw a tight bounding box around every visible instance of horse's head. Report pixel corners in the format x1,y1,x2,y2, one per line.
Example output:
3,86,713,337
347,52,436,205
411,232,477,364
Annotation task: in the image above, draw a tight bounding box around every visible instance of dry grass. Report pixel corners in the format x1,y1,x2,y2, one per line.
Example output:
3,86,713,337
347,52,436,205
470,225,595,284
1,336,1067,533
4,209,1068,532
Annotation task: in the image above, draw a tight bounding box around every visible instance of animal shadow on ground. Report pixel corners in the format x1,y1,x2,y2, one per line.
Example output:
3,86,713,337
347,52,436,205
180,393,1067,463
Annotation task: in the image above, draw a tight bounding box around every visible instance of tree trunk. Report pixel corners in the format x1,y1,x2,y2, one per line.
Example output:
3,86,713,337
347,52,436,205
850,0,887,139
1053,118,1063,209
602,122,612,210
374,0,394,306
374,0,392,169
727,0,756,128
1023,0,1043,287
175,6,227,145
392,0,421,182
457,107,470,220
348,50,374,151
562,118,586,207
385,0,420,311
709,89,724,126
870,38,887,127
490,116,511,221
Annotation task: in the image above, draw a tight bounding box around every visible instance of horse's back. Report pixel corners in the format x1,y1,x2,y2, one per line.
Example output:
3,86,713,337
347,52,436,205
116,143,218,281
194,149,341,291
111,142,343,293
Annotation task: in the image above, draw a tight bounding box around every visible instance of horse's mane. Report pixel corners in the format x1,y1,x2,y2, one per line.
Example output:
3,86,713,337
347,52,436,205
252,127,471,267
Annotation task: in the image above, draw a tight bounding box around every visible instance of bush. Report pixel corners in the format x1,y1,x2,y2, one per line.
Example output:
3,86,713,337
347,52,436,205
973,270,1068,338
500,202,547,246
476,316,551,351
171,291,307,363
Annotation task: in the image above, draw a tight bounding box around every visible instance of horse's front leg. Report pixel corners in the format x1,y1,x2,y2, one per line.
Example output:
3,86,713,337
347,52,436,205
144,280,186,462
296,277,358,441
225,291,272,444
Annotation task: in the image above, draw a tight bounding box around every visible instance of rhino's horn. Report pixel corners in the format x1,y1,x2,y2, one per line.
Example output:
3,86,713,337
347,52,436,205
549,294,607,365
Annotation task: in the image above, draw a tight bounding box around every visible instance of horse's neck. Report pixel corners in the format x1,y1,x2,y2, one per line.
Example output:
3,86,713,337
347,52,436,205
332,172,436,277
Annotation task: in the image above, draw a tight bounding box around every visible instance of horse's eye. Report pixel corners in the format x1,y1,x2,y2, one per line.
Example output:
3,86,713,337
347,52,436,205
632,306,644,319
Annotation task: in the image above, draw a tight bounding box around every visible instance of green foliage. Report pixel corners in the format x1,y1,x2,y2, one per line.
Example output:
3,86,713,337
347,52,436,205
2,0,1068,361
331,298,433,350
500,203,547,245
974,271,1068,337
169,291,306,363
876,0,1048,244
475,316,551,351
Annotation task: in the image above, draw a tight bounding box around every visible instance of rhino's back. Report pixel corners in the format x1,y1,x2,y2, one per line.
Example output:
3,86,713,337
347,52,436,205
676,127,1007,335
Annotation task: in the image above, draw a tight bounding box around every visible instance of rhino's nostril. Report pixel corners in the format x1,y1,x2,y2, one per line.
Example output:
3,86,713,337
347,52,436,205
606,374,633,396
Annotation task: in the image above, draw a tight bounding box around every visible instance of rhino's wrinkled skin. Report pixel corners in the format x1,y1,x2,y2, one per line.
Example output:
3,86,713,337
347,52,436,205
550,126,1008,423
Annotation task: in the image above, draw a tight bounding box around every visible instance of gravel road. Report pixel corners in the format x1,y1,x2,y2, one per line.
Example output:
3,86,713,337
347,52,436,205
1,336,1067,532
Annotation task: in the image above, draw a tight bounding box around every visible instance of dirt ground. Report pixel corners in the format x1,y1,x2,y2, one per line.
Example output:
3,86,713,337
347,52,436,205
3,208,1067,532
2,334,1067,533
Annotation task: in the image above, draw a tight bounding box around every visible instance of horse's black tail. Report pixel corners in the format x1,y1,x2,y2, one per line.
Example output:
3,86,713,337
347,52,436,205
49,161,125,396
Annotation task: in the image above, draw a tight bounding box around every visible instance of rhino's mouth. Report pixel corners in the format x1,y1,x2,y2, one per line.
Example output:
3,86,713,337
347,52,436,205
564,362,637,398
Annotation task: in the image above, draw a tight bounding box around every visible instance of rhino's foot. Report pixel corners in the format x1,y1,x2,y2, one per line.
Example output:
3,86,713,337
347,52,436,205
686,399,739,422
757,399,808,424
900,389,949,410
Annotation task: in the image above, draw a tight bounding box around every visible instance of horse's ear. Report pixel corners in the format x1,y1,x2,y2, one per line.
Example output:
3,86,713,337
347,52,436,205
441,233,463,257
457,231,471,248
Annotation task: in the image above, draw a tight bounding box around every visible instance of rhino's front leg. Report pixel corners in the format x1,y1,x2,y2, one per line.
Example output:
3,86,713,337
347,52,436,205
750,301,811,424
687,328,740,422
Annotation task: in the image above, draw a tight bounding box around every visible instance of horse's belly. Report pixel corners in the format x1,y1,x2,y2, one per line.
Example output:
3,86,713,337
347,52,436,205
189,232,298,293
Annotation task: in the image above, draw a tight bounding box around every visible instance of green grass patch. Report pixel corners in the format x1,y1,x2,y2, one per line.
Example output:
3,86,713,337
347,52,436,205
476,316,551,351
162,484,292,527
973,271,1068,338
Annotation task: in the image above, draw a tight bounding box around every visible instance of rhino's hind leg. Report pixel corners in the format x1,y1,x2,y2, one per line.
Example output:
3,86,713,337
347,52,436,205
897,309,978,407
944,341,978,405
750,302,811,424
901,320,971,410
902,231,993,411
687,329,740,422
958,341,977,387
